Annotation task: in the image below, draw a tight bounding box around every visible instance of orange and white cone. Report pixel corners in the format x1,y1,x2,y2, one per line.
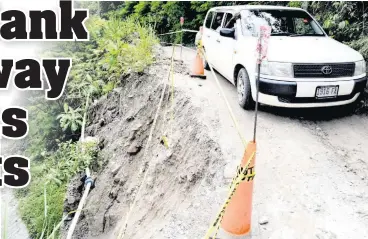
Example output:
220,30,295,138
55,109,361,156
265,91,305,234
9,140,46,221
190,51,206,79
221,141,256,236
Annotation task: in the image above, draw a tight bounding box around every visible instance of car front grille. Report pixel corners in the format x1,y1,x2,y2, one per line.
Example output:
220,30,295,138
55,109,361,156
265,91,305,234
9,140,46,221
293,63,355,78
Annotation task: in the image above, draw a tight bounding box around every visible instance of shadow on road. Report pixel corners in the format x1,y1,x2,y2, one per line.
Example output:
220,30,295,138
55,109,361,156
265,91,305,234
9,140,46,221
260,91,368,121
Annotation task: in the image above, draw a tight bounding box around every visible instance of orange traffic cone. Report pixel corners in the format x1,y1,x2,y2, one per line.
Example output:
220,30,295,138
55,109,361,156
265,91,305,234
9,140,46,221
190,52,206,79
221,141,256,235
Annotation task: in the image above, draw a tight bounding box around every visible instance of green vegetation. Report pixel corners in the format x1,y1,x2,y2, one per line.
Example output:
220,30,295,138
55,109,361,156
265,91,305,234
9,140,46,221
97,1,368,60
16,140,99,238
16,10,158,238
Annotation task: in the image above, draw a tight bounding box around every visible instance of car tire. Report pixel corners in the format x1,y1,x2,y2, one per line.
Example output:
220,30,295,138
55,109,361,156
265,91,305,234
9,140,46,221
349,91,366,113
203,58,210,70
201,48,210,70
237,68,255,110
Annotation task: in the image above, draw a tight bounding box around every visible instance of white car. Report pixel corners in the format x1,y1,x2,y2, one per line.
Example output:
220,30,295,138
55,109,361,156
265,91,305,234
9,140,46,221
202,5,367,109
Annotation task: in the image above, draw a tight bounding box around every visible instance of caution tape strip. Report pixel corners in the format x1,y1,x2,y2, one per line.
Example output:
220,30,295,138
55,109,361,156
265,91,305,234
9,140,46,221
157,34,256,239
169,53,175,137
161,51,176,148
158,29,199,36
200,46,247,148
198,43,255,239
203,152,256,239
160,42,196,52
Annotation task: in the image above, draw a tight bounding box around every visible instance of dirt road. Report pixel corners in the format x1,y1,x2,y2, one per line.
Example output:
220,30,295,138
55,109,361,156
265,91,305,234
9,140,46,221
164,46,368,239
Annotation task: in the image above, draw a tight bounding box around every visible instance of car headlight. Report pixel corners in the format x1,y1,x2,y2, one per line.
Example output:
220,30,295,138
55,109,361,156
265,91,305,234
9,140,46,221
260,61,293,77
354,60,366,76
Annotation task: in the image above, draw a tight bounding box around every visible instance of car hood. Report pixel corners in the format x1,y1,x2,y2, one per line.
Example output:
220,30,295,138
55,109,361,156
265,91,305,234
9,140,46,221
266,36,363,63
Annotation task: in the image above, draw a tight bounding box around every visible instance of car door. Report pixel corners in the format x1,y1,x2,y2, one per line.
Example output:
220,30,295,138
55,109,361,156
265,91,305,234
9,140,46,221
217,12,237,82
202,10,215,63
207,11,225,69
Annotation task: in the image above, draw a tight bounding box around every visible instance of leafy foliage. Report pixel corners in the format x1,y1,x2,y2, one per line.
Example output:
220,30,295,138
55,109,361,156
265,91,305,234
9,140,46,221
57,104,83,132
16,140,99,238
97,17,158,80
26,97,65,161
44,140,100,185
16,10,158,238
308,1,367,42
350,37,368,60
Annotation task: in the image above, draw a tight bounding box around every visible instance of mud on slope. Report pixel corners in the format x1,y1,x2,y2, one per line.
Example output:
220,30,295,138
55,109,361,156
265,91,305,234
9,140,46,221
61,49,227,239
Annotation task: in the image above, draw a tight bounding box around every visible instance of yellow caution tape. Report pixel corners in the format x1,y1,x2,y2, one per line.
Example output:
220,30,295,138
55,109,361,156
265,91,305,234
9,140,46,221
161,45,176,148
203,152,256,239
161,135,169,148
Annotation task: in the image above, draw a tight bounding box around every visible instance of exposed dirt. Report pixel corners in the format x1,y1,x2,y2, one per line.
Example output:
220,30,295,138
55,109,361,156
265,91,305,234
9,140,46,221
61,48,229,239
61,46,368,239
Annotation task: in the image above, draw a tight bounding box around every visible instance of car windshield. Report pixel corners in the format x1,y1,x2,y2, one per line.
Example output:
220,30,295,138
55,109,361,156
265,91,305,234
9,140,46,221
240,9,325,37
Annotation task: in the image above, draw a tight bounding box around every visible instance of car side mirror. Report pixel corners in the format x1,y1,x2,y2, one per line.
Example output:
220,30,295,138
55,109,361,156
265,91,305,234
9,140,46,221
220,28,235,38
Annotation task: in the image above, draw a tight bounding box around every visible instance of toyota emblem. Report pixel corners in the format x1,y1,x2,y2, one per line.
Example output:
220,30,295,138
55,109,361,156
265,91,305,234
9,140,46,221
321,65,333,75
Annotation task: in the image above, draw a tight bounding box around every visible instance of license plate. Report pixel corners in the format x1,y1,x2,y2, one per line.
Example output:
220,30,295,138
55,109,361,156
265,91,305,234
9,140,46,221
315,86,339,98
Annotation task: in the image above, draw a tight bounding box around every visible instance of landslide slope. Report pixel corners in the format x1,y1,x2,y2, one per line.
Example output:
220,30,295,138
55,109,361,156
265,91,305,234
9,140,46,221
61,49,227,239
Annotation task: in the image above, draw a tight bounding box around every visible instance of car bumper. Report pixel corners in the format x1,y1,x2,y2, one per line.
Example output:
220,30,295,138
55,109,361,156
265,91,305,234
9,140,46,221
258,77,367,108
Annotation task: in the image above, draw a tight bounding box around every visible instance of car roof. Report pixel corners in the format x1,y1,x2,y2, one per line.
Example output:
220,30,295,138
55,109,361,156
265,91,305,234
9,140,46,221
210,5,304,12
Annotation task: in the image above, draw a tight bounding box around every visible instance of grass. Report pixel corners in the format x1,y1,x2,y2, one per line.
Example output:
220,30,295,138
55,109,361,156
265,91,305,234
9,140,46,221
15,141,99,238
17,169,67,238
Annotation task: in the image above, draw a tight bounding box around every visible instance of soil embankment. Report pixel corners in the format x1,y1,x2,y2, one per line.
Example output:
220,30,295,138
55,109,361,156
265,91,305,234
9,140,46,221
61,48,230,239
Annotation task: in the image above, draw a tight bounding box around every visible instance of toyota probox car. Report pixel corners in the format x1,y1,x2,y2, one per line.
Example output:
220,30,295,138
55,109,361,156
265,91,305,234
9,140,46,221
202,5,367,109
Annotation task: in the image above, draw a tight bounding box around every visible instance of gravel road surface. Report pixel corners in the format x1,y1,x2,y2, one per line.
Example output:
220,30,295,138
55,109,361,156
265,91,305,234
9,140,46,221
164,46,368,239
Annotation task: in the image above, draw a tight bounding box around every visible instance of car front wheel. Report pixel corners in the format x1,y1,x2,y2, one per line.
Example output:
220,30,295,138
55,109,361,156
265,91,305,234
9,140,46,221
203,59,210,70
237,68,255,110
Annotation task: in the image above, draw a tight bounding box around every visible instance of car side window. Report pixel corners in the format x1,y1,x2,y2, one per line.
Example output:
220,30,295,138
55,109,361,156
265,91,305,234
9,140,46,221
223,13,234,28
226,18,237,29
205,11,214,29
211,12,225,31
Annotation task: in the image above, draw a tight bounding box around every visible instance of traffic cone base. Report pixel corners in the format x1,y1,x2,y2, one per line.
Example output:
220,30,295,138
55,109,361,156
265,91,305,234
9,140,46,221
190,53,206,79
190,74,206,79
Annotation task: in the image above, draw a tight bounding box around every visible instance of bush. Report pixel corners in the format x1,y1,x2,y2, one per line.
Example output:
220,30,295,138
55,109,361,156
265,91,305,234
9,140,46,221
349,37,368,62
97,16,158,81
16,140,99,238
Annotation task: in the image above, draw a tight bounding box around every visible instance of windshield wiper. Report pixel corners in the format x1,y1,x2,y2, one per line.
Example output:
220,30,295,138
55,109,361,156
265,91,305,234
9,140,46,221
289,33,304,37
271,32,291,36
289,33,325,37
271,32,325,37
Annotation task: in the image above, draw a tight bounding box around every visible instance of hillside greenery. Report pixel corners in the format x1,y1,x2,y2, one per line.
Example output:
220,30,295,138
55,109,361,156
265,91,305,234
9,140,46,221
15,1,368,238
16,12,157,238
